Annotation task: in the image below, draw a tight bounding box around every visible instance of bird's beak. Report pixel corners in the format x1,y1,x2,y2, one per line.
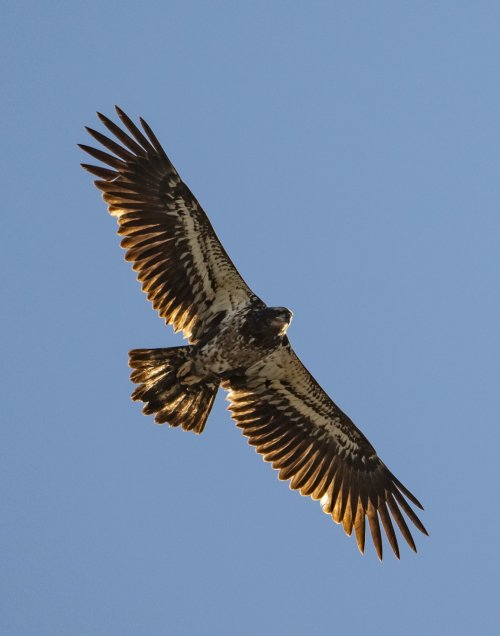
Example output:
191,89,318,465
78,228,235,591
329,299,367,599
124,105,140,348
270,309,293,335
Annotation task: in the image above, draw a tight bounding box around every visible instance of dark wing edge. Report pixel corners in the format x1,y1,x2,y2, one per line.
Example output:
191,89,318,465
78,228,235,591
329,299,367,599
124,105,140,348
225,344,428,560
79,106,261,343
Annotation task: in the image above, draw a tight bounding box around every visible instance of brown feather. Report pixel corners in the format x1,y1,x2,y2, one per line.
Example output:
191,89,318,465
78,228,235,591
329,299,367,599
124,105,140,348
78,144,125,169
367,502,383,561
296,454,327,497
80,163,117,179
392,489,428,536
289,451,321,490
85,127,134,161
97,111,147,156
378,499,400,559
354,503,366,554
386,494,417,552
115,106,153,151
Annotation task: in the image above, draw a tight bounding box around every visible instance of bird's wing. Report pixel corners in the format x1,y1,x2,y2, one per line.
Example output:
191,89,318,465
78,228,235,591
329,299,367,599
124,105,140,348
225,343,427,559
80,107,262,343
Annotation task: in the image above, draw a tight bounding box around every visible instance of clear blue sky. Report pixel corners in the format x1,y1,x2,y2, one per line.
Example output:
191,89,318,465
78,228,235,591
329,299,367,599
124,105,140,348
2,1,499,634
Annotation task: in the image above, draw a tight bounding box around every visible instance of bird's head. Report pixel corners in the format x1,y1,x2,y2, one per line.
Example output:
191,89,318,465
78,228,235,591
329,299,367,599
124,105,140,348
265,306,293,337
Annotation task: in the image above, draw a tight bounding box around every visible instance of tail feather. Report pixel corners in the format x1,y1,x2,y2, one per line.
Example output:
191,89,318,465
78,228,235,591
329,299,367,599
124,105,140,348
129,347,218,434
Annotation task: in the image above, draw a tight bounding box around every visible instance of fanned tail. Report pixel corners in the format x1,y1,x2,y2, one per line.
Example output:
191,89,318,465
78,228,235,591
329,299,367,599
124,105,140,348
129,347,218,434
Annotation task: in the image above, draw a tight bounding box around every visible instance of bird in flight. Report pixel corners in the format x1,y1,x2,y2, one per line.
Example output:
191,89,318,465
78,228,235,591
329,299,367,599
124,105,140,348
80,107,427,560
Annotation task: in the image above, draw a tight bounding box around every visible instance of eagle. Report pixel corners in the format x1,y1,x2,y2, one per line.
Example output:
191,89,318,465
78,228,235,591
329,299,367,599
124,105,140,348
80,107,427,560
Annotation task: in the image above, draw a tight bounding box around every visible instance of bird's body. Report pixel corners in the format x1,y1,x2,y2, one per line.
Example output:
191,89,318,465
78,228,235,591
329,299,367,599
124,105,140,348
80,107,427,560
181,305,293,384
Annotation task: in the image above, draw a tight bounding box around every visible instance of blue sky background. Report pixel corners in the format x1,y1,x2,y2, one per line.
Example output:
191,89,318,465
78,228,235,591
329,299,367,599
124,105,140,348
2,1,500,634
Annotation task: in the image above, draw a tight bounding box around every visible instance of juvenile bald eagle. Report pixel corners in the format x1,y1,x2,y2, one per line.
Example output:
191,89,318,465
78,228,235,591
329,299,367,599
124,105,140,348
80,107,427,560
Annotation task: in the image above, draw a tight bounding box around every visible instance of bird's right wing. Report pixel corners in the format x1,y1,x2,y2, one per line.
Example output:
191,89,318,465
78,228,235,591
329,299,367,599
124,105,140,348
225,343,427,559
80,107,262,344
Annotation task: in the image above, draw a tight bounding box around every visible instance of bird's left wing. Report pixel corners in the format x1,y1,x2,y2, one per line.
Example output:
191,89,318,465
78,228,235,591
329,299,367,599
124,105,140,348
80,107,262,344
225,343,427,559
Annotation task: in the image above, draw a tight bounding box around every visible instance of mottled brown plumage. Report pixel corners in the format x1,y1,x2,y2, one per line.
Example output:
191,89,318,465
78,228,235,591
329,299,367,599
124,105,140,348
80,107,427,560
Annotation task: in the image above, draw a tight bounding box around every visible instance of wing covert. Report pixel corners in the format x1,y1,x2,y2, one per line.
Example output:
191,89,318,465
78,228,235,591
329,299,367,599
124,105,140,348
80,107,260,343
225,344,427,559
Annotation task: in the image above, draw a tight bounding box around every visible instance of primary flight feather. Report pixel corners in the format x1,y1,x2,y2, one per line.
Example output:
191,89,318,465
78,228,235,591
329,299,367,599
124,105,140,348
80,107,427,560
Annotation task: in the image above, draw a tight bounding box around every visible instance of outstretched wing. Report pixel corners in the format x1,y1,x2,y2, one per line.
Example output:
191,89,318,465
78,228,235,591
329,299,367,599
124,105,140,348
80,107,261,343
226,344,427,559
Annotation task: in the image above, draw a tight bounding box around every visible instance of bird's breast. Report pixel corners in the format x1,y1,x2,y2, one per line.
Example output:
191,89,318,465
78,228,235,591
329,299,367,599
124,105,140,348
192,311,280,379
